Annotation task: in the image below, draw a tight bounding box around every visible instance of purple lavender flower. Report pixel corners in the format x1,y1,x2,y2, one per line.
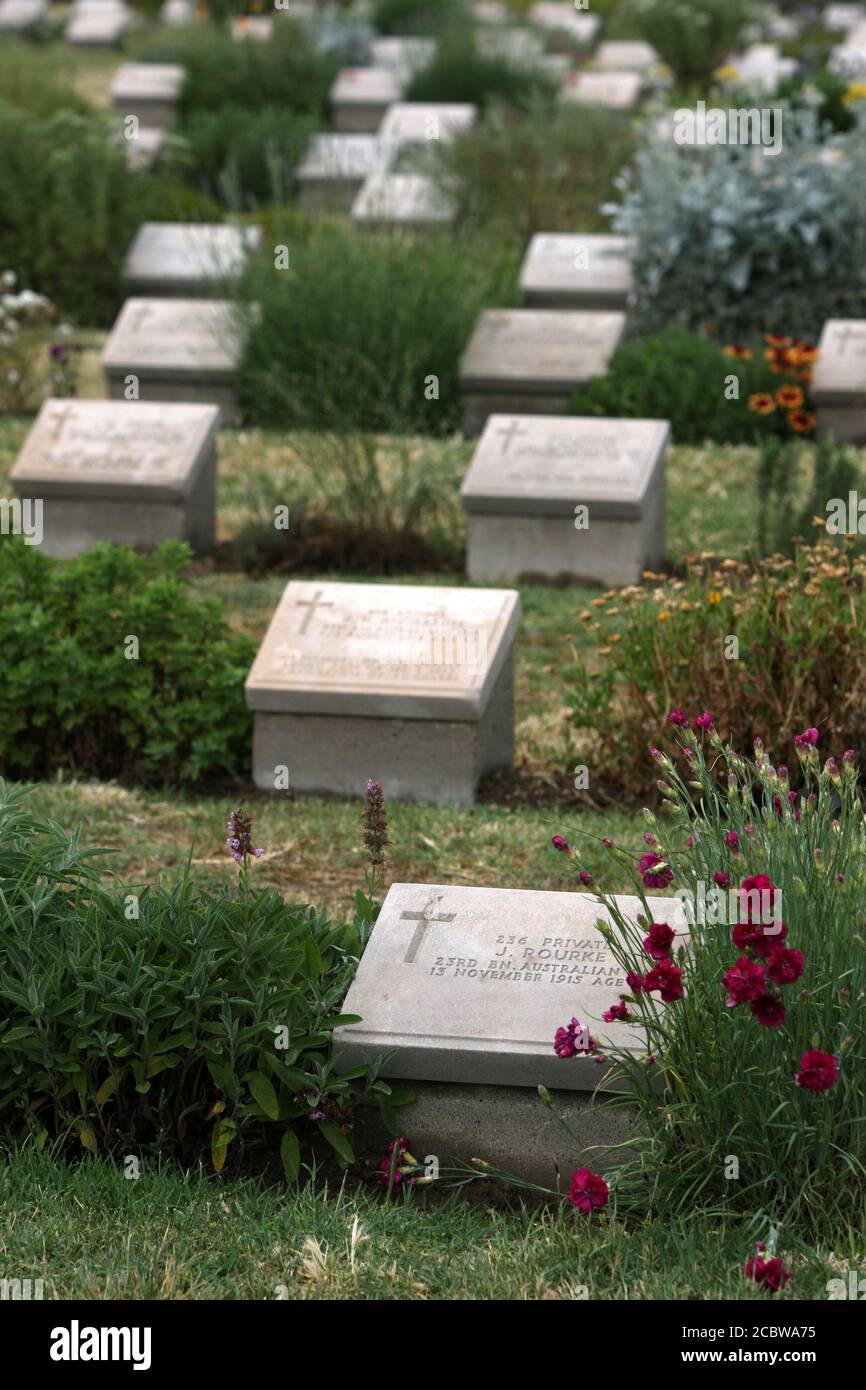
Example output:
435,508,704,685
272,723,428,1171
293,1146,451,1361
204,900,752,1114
226,807,262,865
363,779,391,868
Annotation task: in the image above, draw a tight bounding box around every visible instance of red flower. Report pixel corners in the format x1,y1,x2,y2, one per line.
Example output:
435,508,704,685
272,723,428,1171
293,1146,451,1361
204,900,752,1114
667,708,689,726
766,947,804,985
694,710,715,731
750,994,786,1028
793,726,819,747
713,871,731,888
579,869,594,886
625,970,646,994
738,874,778,920
638,851,673,888
744,1247,791,1292
794,1049,839,1092
643,960,684,1002
551,834,569,852
554,1017,597,1058
724,830,740,851
643,921,676,960
732,918,787,955
377,1137,415,1188
568,1168,609,1213
602,998,633,1023
723,956,765,1007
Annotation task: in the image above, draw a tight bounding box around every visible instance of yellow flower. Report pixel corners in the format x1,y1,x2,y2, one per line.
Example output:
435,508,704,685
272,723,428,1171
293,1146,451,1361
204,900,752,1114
715,64,740,82
843,83,866,106
708,591,721,604
658,610,670,622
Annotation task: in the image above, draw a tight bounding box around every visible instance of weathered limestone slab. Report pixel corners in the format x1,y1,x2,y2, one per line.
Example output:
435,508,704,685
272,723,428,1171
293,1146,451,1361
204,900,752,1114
561,69,643,110
330,67,403,133
813,319,866,444
377,101,477,145
529,2,600,47
351,172,455,230
0,0,46,32
458,308,626,434
9,399,219,557
295,133,397,214
334,883,685,1087
370,36,436,83
519,233,632,311
101,298,245,418
245,581,522,805
121,222,261,297
160,0,193,24
230,15,273,41
460,414,668,585
592,39,658,72
110,62,184,129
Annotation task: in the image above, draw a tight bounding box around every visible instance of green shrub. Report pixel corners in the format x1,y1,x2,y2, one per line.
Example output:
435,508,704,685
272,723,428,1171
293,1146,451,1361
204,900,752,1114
629,0,755,90
561,730,866,1228
565,537,866,803
0,540,255,787
406,38,555,110
138,20,338,119
373,0,468,36
570,328,786,445
757,436,864,556
775,69,858,134
431,97,633,240
0,784,398,1176
236,222,517,434
608,122,866,339
162,104,317,207
0,36,86,117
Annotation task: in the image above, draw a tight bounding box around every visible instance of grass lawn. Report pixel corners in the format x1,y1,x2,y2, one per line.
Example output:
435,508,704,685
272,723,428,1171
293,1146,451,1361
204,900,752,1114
0,1148,853,1300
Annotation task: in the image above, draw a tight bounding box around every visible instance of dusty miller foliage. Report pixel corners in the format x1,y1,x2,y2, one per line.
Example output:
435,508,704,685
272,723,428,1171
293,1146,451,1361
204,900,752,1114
605,111,866,340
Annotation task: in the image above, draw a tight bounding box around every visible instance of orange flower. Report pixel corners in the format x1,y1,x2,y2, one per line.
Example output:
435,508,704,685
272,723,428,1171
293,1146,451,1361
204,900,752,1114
764,334,792,348
748,393,776,414
788,410,816,433
776,385,803,408
797,368,814,385
707,591,722,604
723,344,752,359
788,343,819,365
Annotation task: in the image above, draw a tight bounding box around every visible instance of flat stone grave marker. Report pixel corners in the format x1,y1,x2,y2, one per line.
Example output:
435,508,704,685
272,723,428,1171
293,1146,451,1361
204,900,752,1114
593,39,658,71
561,69,643,110
813,319,866,444
121,222,262,297
377,101,477,145
458,308,626,434
476,25,544,66
825,3,865,30
295,133,398,214
110,63,185,130
330,67,403,133
0,0,46,32
123,126,166,174
160,0,193,24
333,883,686,1183
231,15,273,41
245,580,521,806
10,399,219,557
370,36,436,83
728,43,797,92
529,2,600,46
473,0,509,21
101,298,245,418
460,413,669,585
351,172,456,230
831,30,866,76
519,233,633,311
65,0,130,46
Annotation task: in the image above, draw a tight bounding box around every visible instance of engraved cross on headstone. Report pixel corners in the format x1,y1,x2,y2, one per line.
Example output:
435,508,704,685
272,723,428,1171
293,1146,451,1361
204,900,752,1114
296,589,334,634
495,419,527,456
400,906,456,963
833,326,866,356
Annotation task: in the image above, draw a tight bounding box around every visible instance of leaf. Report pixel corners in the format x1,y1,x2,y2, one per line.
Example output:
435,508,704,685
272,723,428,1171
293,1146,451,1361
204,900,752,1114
94,1074,118,1106
206,1099,226,1120
280,1127,301,1182
77,1120,97,1152
211,1118,236,1173
248,1073,280,1121
304,937,322,980
319,1121,355,1166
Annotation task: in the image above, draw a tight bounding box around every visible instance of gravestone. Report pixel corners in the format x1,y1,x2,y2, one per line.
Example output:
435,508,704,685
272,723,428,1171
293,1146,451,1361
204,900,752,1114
334,883,686,1185
330,67,403,133
230,15,273,41
121,222,262,297
65,0,130,47
160,0,193,24
460,414,669,585
101,298,245,419
377,101,477,145
529,2,600,47
458,308,626,435
825,3,865,30
123,126,166,173
519,233,633,311
370,36,436,83
351,172,456,230
473,0,509,21
10,399,219,558
245,581,521,806
295,133,397,214
110,63,185,131
561,69,643,110
728,43,797,92
831,28,866,75
0,0,46,33
476,25,544,66
812,319,866,444
593,39,658,72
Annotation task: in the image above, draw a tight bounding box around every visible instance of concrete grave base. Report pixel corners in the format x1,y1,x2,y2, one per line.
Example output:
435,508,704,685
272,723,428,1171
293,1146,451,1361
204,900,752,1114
816,404,866,445
252,653,515,806
462,389,573,436
466,506,664,587
28,465,215,560
352,1079,637,1190
105,374,238,420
